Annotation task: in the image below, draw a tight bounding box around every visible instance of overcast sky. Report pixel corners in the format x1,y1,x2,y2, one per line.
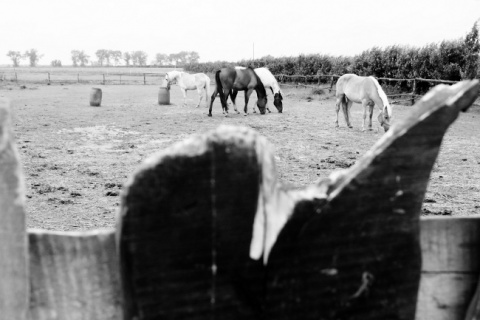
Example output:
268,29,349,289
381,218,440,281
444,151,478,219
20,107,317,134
1,0,479,66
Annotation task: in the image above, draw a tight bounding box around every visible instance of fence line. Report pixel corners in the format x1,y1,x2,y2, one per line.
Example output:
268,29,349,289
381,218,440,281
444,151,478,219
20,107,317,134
2,81,480,319
273,73,479,105
0,71,167,86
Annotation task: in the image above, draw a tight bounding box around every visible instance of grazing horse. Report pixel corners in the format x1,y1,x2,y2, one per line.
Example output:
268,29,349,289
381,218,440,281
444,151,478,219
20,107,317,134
235,66,283,113
165,71,211,108
335,74,392,132
209,67,267,117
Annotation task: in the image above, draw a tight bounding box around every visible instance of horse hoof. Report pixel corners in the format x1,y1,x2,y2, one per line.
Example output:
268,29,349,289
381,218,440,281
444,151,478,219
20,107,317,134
208,114,212,117
244,114,248,116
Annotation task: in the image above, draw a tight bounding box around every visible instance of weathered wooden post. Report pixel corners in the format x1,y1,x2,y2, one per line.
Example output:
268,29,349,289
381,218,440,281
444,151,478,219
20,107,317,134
28,230,123,319
117,80,480,319
143,73,146,85
77,73,80,83
47,72,50,84
412,79,417,105
102,74,106,85
0,99,29,320
329,76,335,93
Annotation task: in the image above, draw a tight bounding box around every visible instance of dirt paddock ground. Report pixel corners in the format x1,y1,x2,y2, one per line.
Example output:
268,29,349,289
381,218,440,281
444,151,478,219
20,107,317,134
1,82,479,231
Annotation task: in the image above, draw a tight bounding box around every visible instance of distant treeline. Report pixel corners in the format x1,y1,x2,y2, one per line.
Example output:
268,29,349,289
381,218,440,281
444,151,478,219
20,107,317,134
184,24,480,85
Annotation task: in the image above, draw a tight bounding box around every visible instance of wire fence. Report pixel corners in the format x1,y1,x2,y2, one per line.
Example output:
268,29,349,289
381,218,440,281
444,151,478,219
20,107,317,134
0,71,168,86
1,70,478,106
273,74,479,106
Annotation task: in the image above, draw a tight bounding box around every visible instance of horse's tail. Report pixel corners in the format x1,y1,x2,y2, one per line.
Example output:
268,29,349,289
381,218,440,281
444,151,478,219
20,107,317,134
205,75,212,104
215,70,226,107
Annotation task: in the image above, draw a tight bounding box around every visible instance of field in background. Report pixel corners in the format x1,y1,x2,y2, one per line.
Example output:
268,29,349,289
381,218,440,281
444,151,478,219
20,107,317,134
0,66,181,85
0,81,479,231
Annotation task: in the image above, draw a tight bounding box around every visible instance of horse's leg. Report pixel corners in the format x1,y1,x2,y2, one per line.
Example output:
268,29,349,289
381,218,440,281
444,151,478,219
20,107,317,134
244,89,253,116
181,88,187,107
223,88,230,116
208,88,217,117
335,96,342,127
361,100,369,131
195,87,203,108
346,100,354,128
368,104,374,130
230,89,240,114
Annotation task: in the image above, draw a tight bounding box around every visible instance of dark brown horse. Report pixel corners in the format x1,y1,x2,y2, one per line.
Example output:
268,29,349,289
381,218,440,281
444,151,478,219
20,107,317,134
209,67,267,117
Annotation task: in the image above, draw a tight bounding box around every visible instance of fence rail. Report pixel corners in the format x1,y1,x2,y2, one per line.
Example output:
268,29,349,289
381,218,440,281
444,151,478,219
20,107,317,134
273,73,480,105
0,71,168,86
1,80,480,319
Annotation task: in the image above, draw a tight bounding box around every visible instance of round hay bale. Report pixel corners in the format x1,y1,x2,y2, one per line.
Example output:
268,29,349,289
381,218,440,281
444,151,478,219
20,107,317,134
89,88,102,107
158,87,170,105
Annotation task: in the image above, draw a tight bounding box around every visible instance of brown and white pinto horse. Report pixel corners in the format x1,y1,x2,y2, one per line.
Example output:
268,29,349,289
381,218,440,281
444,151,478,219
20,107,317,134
209,67,267,117
335,74,393,132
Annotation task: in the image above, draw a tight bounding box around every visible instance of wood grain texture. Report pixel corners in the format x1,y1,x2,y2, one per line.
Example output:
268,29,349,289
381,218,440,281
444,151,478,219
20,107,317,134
265,82,479,320
0,98,29,320
28,229,123,320
118,127,266,319
117,81,479,319
417,217,480,320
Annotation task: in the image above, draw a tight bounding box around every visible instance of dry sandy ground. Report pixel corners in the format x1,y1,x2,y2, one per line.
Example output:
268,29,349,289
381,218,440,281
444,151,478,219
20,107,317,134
1,82,479,231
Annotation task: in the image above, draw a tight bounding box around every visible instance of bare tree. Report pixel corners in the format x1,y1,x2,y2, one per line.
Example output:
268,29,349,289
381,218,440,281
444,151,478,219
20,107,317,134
78,51,89,67
123,52,132,66
71,50,80,67
24,49,43,67
95,49,107,66
167,51,200,65
132,51,148,66
104,50,112,66
110,50,122,66
6,51,23,67
51,60,62,67
155,53,169,65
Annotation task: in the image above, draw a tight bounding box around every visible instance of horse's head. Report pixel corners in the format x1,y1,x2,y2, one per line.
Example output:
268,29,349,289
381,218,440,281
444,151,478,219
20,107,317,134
378,107,391,132
164,72,178,86
257,96,268,114
273,92,283,113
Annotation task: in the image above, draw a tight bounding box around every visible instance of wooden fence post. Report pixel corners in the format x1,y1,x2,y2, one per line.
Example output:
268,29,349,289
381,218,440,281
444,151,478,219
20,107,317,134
143,73,146,85
77,73,80,83
329,76,335,93
0,99,29,320
28,230,123,319
15,72,18,82
116,80,480,319
412,79,417,105
103,74,105,85
47,73,50,85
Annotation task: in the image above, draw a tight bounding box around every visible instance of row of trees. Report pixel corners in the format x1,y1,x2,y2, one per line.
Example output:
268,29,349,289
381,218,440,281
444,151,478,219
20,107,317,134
184,23,480,83
6,49,43,67
5,49,201,67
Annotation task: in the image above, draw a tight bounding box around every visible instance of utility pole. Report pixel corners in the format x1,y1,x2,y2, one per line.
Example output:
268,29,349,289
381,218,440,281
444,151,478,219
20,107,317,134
252,42,255,68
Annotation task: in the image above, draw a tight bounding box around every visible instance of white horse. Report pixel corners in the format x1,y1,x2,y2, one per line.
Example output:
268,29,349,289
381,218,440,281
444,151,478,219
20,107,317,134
234,66,283,113
335,74,392,132
165,71,211,108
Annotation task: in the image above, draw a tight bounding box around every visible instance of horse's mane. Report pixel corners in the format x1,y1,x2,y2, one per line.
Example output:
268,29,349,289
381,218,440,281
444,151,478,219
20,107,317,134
369,76,392,116
248,67,267,98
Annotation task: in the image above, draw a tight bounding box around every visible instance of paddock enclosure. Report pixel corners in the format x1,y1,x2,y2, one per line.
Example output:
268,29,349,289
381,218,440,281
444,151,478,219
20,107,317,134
1,77,480,319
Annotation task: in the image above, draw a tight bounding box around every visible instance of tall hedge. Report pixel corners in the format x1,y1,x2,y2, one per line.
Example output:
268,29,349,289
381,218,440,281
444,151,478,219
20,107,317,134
184,23,480,85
